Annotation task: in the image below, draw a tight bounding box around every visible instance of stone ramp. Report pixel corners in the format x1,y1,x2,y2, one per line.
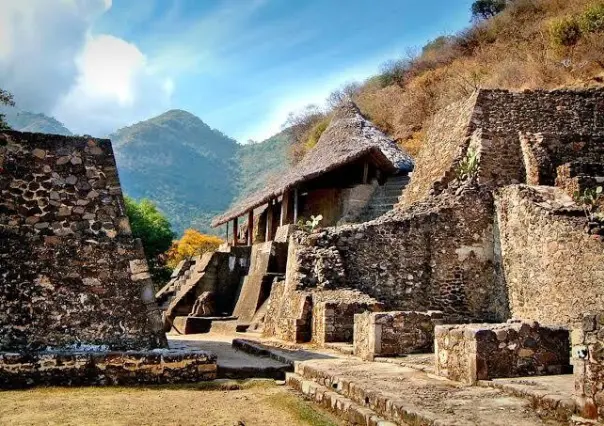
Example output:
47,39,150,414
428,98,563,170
168,334,291,380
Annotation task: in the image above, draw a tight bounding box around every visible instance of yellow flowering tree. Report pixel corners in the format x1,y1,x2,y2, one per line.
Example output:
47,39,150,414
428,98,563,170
166,229,223,269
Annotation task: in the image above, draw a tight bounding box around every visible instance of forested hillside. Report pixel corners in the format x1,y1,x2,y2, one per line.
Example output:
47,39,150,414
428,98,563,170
1,106,72,136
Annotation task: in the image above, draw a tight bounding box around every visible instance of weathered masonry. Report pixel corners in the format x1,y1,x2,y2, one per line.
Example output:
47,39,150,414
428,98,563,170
0,131,216,386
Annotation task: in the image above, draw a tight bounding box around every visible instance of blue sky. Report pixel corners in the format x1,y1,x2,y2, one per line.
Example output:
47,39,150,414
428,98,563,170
0,0,475,142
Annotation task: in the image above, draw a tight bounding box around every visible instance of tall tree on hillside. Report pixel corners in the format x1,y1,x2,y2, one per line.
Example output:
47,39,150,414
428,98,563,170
471,0,508,20
0,89,15,130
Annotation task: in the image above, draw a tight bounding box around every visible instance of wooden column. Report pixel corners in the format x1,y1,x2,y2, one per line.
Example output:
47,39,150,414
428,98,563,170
232,217,238,246
363,161,369,184
293,188,299,223
265,200,274,242
280,190,290,226
247,210,254,246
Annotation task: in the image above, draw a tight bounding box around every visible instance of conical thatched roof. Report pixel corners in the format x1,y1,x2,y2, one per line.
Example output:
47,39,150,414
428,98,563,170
211,101,413,227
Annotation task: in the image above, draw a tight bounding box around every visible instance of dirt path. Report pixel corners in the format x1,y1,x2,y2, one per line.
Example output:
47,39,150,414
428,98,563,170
0,381,342,426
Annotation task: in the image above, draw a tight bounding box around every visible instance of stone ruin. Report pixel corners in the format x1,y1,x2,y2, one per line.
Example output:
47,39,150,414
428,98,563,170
181,87,604,425
0,130,216,387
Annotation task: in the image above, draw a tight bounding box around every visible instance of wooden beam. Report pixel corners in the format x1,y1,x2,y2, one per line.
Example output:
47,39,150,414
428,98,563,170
293,188,299,223
247,210,254,246
265,200,274,242
363,161,369,184
225,221,229,243
280,190,290,226
232,217,238,246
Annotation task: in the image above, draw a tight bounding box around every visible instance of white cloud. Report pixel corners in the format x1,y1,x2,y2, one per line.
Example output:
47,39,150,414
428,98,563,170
0,0,172,136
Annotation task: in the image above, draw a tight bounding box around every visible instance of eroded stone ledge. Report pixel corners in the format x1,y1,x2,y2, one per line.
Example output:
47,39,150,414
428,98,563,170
0,349,217,388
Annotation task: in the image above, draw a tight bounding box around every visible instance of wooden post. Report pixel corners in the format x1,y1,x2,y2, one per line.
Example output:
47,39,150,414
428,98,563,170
225,222,229,243
232,217,238,246
363,161,369,184
247,210,254,246
293,188,299,223
265,200,274,242
280,190,290,226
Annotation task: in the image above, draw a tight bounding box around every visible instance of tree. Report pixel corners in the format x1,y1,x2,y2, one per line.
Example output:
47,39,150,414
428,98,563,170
0,89,15,130
166,229,223,269
471,0,507,20
124,196,175,283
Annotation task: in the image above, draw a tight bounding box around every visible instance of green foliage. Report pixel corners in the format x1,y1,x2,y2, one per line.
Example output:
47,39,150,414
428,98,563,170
125,196,175,283
579,2,604,33
304,117,330,151
471,0,508,20
457,148,480,181
297,215,323,233
574,186,603,220
549,16,583,48
0,89,15,130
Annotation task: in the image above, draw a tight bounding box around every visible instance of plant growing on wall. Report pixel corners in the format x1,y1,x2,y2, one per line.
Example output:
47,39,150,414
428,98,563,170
297,214,323,233
574,186,603,221
457,147,480,182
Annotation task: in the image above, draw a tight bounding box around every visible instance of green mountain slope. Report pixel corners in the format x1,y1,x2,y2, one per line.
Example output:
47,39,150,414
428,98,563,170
111,109,241,235
2,107,72,136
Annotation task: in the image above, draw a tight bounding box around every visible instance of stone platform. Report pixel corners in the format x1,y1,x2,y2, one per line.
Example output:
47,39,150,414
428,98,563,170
172,316,239,334
0,349,217,389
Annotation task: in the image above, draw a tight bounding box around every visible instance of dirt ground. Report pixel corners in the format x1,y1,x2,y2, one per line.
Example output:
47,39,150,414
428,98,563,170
0,381,342,426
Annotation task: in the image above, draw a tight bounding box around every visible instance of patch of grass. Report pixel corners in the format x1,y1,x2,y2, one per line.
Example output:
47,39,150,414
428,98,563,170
267,393,340,426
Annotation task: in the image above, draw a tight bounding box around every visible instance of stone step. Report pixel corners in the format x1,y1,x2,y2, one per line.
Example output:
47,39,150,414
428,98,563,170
286,373,398,426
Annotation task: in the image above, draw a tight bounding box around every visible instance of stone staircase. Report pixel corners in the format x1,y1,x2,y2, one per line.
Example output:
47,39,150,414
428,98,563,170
356,174,410,222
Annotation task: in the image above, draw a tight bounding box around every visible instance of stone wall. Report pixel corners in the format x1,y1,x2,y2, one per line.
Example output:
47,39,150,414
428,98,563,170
0,130,166,351
495,185,604,326
435,321,571,384
311,290,382,345
402,88,604,208
401,93,478,207
572,313,604,422
287,187,507,323
0,349,217,389
353,311,443,361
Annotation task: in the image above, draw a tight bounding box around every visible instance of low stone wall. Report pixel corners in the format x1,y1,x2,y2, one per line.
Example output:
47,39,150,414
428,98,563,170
435,321,570,384
0,349,217,388
572,313,604,422
311,291,382,346
353,311,443,361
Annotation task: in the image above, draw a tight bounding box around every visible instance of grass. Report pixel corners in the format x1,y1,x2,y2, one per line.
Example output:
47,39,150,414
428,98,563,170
0,381,342,426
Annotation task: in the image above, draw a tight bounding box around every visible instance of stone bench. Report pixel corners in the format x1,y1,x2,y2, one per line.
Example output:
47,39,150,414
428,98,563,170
353,311,443,361
435,320,571,384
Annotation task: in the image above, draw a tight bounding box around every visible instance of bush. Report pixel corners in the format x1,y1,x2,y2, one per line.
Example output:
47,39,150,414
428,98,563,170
580,2,604,33
549,16,583,47
125,196,175,283
471,0,508,20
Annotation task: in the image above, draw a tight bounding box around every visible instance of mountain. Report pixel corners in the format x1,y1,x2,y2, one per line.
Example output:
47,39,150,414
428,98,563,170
3,105,291,235
236,130,291,200
110,109,241,235
2,107,72,136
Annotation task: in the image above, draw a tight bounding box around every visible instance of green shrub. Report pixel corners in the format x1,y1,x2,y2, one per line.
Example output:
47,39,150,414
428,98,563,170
303,116,330,151
580,2,604,33
471,0,507,20
549,16,583,47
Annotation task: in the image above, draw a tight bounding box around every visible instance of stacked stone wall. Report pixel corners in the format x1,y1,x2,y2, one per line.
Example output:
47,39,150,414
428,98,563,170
573,313,604,422
0,130,166,351
287,188,507,323
435,321,570,384
495,185,604,326
353,311,443,361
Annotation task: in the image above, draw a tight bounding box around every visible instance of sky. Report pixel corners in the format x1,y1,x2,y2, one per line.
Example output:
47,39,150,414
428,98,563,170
0,0,475,143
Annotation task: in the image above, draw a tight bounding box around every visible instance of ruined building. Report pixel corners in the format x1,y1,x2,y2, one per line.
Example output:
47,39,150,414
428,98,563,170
165,88,604,424
0,131,216,387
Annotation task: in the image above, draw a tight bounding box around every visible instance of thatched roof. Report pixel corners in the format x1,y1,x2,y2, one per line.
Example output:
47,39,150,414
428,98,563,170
212,101,413,227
